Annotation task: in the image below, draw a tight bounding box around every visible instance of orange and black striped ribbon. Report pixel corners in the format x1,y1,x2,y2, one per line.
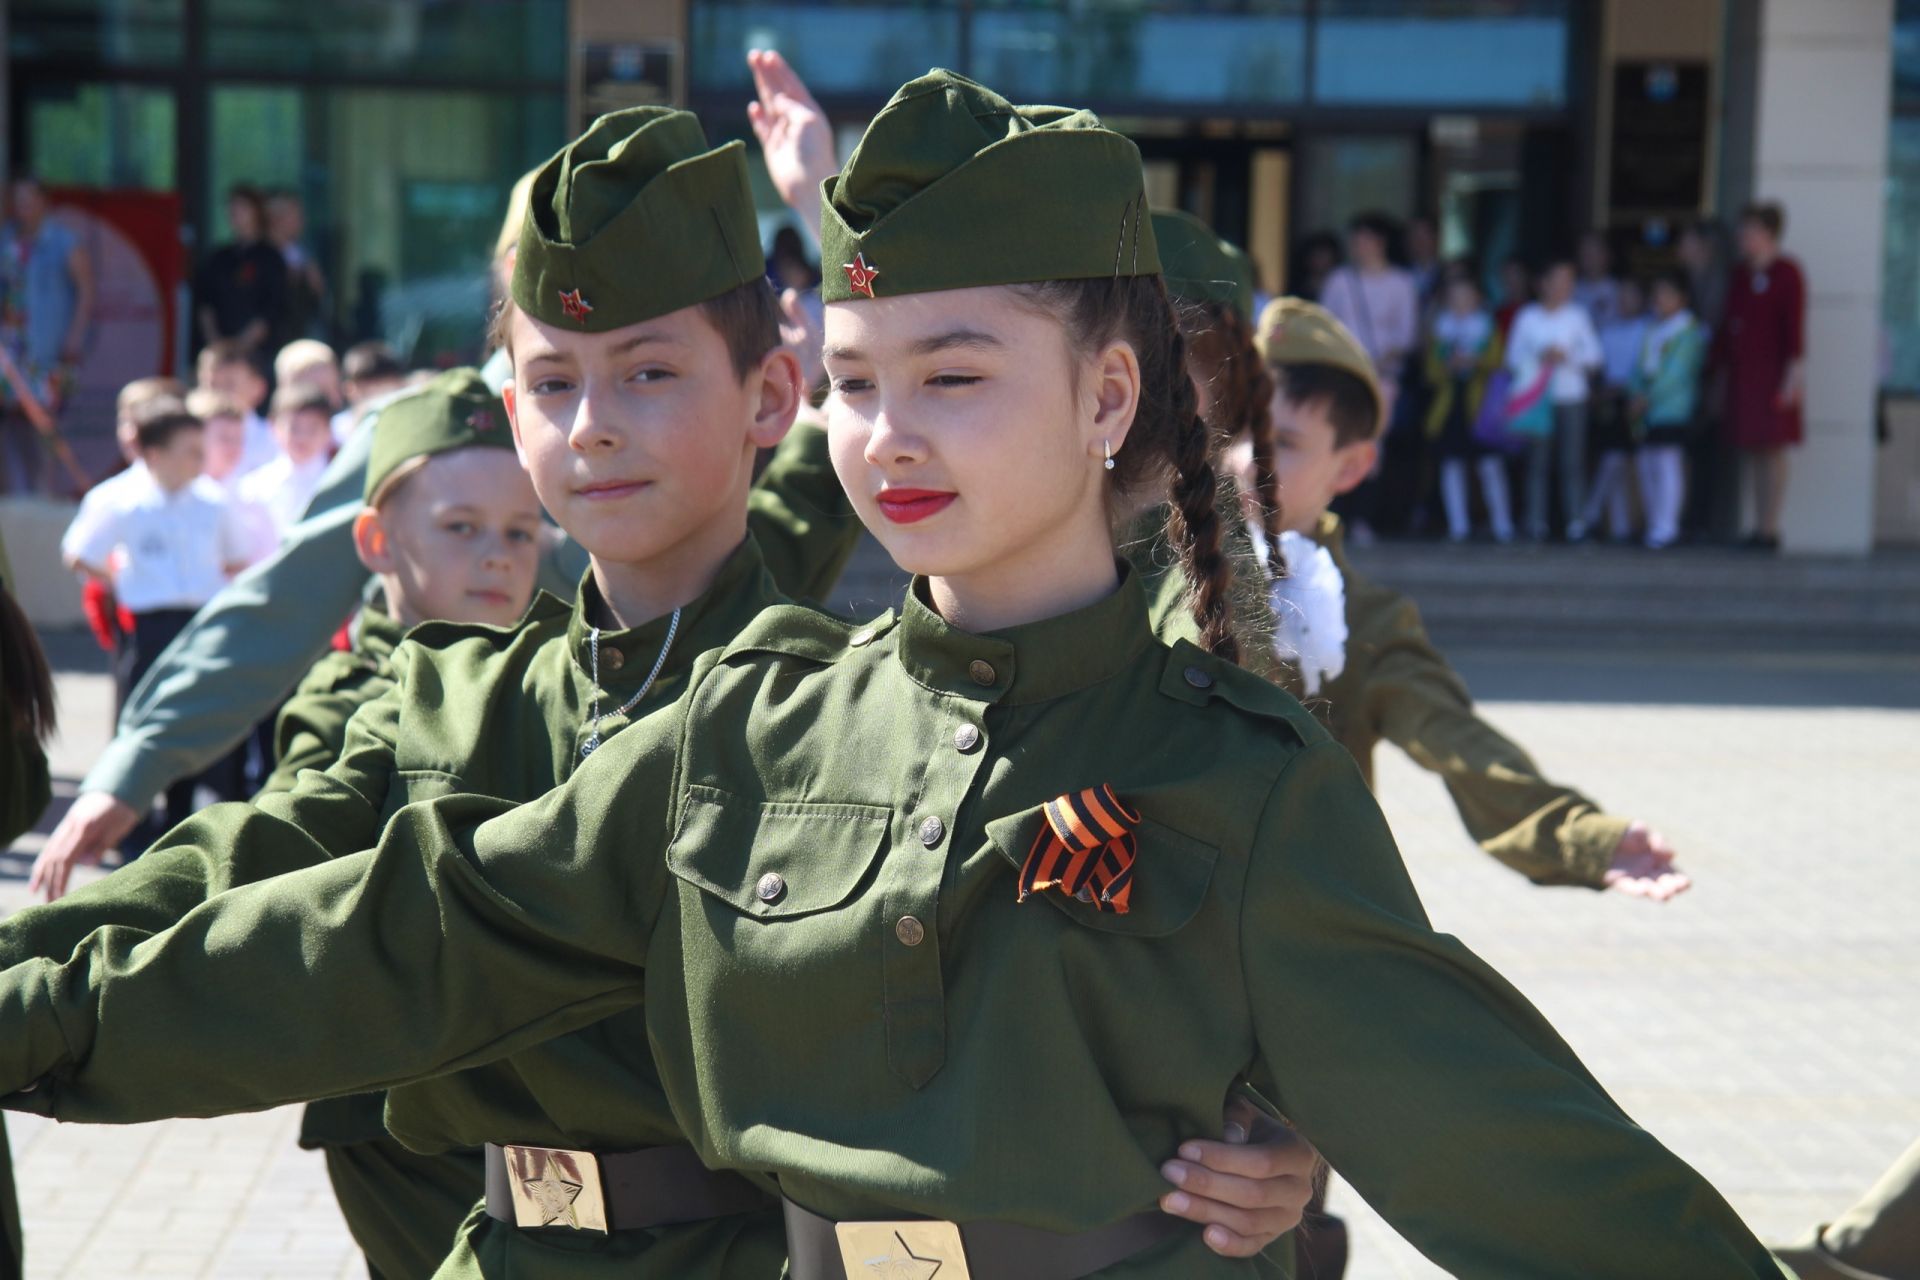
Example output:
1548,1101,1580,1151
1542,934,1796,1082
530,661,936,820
1017,784,1141,915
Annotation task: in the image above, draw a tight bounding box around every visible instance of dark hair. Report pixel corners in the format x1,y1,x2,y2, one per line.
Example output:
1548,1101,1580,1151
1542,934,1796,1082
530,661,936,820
1273,363,1379,450
197,338,263,379
1741,201,1785,238
1182,300,1283,552
1652,267,1693,302
343,340,405,384
225,184,267,227
135,405,204,453
488,278,782,382
1014,276,1238,662
270,385,334,419
0,585,56,745
1346,211,1396,242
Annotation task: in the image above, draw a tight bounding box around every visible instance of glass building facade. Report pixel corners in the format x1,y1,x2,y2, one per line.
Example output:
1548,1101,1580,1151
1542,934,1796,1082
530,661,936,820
9,0,567,366
1886,0,1920,390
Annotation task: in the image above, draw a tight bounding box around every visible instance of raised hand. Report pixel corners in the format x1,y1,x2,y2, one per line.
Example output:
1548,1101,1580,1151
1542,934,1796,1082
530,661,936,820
746,48,838,239
1602,820,1691,902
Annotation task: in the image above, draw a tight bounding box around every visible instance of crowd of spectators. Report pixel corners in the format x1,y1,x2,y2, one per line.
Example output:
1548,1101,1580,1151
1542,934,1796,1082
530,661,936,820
1285,202,1805,552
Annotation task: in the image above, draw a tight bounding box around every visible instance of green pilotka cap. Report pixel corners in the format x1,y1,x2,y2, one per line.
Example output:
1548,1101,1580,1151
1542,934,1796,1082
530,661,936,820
1255,296,1386,436
1152,209,1255,321
364,368,516,504
511,107,764,331
819,70,1160,303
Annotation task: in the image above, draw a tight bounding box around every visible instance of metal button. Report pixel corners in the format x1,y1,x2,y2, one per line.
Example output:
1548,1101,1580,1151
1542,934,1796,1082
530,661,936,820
600,646,626,671
1183,665,1214,689
919,816,945,848
895,915,926,947
968,659,996,686
849,628,875,647
755,872,786,903
953,724,981,753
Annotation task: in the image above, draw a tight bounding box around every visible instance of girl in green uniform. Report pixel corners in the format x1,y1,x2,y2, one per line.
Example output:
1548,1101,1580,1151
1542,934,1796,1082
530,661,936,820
0,74,1785,1277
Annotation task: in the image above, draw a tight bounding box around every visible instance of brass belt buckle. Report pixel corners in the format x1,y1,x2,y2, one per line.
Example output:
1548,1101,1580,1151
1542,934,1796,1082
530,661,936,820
502,1143,610,1234
834,1220,972,1279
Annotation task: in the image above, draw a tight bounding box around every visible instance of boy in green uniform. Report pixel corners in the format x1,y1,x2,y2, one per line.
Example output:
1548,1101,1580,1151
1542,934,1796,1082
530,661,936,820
0,105,1293,1279
1248,296,1691,899
0,69,1786,1279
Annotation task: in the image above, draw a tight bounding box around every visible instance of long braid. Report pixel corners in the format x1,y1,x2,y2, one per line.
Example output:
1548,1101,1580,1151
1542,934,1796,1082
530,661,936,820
1187,302,1285,559
1160,316,1240,663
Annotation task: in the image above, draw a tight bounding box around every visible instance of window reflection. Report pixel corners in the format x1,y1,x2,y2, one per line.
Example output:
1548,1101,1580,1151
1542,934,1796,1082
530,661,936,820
690,2,962,96
9,0,185,65
201,0,567,79
1315,0,1569,106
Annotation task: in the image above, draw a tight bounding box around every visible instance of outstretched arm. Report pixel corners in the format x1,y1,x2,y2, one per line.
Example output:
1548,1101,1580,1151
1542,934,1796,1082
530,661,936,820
0,677,693,1125
1244,741,1780,1277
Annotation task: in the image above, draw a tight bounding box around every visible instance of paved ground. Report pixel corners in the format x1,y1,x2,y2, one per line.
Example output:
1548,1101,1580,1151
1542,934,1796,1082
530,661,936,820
4,629,1918,1278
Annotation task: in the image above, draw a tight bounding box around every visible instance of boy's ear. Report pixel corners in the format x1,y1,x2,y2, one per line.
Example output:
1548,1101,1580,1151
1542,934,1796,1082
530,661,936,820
748,347,804,451
1331,440,1379,496
352,508,395,574
501,382,534,471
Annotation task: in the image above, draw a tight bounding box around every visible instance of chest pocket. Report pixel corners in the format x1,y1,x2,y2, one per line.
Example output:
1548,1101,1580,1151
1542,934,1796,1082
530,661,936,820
983,808,1219,937
666,785,891,919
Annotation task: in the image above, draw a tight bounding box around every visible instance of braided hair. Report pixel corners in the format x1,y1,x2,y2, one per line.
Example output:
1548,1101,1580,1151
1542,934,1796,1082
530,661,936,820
1014,277,1239,663
1182,300,1284,552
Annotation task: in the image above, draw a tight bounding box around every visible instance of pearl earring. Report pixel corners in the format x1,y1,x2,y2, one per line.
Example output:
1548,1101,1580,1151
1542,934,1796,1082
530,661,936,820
1103,440,1115,471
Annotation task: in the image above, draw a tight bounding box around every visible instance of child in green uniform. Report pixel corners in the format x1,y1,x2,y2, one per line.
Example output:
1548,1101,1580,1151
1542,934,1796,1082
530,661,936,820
0,71,1785,1278
1247,297,1691,898
0,532,54,1280
0,105,1295,1280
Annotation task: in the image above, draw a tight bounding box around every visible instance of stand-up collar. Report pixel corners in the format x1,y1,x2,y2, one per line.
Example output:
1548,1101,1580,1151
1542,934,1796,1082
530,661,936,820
894,564,1153,706
565,535,777,695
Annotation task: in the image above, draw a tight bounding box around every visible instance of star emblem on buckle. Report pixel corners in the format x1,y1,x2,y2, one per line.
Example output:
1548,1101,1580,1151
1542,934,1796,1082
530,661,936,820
843,252,881,299
520,1168,586,1228
558,288,594,324
862,1231,943,1280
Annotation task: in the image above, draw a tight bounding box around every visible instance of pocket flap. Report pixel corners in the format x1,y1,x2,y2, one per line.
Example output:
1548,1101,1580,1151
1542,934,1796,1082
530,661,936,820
668,785,892,920
984,806,1219,937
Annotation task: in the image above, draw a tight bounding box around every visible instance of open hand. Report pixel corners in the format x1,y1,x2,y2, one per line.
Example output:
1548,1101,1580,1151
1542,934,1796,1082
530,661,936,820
746,49,837,237
1160,1094,1318,1257
29,791,139,901
1602,821,1691,902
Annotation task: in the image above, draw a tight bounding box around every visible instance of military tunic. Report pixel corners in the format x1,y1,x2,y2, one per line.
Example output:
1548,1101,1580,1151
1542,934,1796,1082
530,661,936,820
0,425,856,1280
0,570,1783,1278
264,599,407,799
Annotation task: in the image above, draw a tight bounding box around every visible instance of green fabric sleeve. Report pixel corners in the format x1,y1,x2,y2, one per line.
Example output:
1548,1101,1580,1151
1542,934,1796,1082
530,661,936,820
0,1117,18,1280
745,420,862,605
1361,593,1624,886
1243,740,1787,1277
261,666,388,799
0,671,407,974
0,662,694,1124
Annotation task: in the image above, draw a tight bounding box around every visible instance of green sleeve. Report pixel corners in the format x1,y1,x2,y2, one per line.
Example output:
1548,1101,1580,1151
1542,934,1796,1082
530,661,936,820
746,420,862,604
0,665,693,1125
1243,740,1784,1277
81,426,376,811
1361,594,1625,886
261,659,396,798
0,1117,18,1279
0,672,406,974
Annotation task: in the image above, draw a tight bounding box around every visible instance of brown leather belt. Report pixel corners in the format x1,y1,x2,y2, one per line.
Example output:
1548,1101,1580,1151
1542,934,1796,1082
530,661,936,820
783,1195,1185,1280
482,1142,771,1234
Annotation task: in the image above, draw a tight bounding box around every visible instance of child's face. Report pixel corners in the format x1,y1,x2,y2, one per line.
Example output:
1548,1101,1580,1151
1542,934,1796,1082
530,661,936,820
202,414,247,481
205,362,267,413
143,430,206,493
1445,280,1480,315
359,449,545,630
822,285,1123,588
285,365,342,409
1616,281,1645,319
1651,281,1685,319
1540,265,1576,308
275,408,333,465
503,302,792,570
1268,390,1377,535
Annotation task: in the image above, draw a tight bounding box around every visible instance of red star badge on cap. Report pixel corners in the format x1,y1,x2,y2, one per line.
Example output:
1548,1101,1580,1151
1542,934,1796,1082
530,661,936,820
842,253,880,299
558,288,593,324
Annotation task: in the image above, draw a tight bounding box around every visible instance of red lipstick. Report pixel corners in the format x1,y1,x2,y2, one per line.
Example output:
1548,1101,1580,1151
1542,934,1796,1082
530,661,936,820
876,488,957,525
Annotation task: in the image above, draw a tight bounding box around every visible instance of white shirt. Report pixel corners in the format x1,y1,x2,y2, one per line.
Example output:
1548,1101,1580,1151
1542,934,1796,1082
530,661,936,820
65,471,250,613
1506,303,1603,405
61,462,150,569
237,452,330,538
235,411,279,479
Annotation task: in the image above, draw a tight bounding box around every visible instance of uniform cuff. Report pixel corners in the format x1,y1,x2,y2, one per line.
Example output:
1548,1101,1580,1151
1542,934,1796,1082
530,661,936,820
0,959,81,1109
79,732,164,812
1559,812,1632,888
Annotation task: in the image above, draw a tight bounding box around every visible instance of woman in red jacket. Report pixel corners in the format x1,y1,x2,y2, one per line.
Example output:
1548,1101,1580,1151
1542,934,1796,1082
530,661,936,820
1715,201,1805,552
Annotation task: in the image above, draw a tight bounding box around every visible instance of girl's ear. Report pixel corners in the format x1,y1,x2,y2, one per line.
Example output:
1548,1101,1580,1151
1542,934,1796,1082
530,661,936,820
749,347,804,451
353,507,395,574
502,382,532,471
1088,338,1143,462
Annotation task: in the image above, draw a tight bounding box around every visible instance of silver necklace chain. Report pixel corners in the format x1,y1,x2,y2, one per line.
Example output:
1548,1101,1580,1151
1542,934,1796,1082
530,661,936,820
580,606,681,758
